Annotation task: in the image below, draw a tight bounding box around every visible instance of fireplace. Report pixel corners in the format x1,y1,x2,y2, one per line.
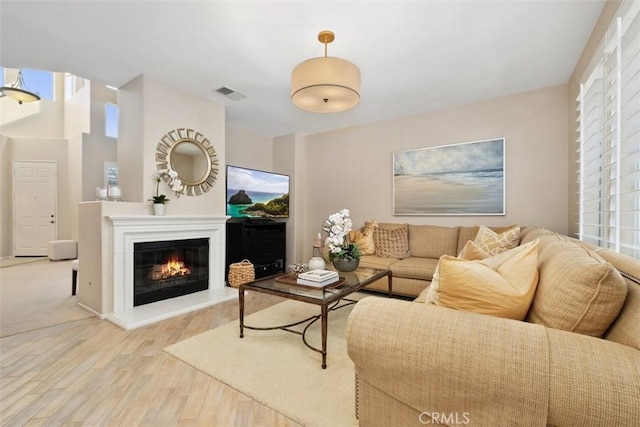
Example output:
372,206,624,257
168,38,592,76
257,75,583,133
107,215,235,330
133,238,209,306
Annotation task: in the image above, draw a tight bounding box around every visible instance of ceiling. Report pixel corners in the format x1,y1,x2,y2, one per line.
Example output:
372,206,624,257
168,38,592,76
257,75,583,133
0,1,605,137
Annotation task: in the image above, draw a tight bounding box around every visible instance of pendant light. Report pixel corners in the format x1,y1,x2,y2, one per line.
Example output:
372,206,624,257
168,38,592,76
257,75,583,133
0,70,41,104
291,31,360,113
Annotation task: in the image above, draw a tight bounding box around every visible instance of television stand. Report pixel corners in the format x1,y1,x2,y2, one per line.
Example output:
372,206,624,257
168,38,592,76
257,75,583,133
245,218,277,224
226,220,286,281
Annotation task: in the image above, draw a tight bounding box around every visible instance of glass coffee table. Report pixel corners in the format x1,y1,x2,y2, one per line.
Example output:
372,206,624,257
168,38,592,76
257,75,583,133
238,267,392,369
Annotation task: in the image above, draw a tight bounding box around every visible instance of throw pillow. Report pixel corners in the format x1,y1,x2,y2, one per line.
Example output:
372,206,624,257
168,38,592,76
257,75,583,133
458,240,490,261
349,222,376,255
373,225,411,259
526,240,628,337
471,224,520,240
474,224,520,256
425,239,540,320
364,220,379,229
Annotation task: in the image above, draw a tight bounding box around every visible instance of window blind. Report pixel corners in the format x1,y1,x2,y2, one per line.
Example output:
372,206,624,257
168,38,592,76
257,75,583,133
578,0,640,259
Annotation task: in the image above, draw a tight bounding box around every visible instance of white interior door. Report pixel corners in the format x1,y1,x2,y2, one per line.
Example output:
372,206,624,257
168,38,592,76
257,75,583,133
12,161,58,256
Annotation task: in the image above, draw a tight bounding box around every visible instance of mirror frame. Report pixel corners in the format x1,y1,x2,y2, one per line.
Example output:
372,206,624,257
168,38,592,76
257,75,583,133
155,128,219,196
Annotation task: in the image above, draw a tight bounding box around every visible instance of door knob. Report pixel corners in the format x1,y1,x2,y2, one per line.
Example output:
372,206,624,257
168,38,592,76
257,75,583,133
50,220,55,224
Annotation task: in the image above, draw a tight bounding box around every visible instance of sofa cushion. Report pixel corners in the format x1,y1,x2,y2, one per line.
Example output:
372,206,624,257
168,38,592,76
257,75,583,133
349,221,377,255
526,239,628,337
408,225,459,258
474,224,520,255
389,257,439,281
374,225,411,259
426,240,540,320
359,255,399,270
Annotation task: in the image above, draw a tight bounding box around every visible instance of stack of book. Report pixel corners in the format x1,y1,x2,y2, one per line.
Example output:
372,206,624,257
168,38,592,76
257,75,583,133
296,269,339,287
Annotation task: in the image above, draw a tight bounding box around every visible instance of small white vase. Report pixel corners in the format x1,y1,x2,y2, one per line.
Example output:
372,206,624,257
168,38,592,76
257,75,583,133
308,256,326,270
153,203,166,216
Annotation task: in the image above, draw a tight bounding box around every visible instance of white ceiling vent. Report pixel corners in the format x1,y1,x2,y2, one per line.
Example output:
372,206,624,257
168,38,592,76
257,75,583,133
214,86,246,101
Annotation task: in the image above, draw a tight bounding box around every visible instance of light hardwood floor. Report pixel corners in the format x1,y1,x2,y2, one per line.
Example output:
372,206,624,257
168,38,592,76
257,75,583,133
0,291,301,426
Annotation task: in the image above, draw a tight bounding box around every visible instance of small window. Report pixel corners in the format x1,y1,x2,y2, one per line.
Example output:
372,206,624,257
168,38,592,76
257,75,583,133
64,73,75,100
21,69,54,101
105,103,118,138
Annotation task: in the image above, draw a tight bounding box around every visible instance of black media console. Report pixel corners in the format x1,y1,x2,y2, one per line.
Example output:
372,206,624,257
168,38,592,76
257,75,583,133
225,218,286,282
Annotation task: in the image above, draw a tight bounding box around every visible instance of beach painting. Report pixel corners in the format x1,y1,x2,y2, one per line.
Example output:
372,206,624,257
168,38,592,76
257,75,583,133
393,138,505,215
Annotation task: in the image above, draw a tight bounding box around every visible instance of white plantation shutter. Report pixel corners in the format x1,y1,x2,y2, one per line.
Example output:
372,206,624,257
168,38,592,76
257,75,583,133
578,0,640,259
620,0,640,258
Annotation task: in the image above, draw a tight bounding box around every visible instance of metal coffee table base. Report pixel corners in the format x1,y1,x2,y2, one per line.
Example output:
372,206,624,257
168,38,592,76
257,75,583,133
238,268,392,369
239,297,356,369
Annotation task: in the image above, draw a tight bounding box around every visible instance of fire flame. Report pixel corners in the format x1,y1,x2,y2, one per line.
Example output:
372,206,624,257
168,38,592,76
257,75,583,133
163,256,185,276
148,255,192,280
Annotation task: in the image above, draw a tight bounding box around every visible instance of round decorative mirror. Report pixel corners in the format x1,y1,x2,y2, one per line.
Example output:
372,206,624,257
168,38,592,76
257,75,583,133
155,128,219,196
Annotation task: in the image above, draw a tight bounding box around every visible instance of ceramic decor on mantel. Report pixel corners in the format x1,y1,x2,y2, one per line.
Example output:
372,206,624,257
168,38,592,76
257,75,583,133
153,203,166,216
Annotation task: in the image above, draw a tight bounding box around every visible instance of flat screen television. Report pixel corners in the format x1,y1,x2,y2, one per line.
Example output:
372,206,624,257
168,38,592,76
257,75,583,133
226,165,290,219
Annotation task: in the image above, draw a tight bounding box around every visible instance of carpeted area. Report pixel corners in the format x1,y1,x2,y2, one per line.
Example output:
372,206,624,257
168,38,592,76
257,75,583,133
164,297,364,427
0,259,94,337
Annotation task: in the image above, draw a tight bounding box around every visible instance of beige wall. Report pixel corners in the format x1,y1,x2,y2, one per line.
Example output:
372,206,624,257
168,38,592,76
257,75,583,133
64,76,90,241
301,85,569,260
567,0,622,237
117,75,145,203
0,136,10,256
117,75,226,215
67,134,83,241
82,84,118,201
273,133,305,268
226,124,273,171
225,85,570,264
63,76,91,139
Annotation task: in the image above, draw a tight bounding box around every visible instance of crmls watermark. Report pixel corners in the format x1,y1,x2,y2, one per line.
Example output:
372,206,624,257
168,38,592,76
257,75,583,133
419,412,470,425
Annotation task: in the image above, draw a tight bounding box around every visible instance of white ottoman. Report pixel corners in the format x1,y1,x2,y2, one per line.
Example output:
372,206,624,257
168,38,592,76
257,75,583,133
48,240,77,261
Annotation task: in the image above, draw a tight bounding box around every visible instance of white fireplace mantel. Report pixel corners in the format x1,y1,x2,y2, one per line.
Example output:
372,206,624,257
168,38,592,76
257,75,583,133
106,215,236,329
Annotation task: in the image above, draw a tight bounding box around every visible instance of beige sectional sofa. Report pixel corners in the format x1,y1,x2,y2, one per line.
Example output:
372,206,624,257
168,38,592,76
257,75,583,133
356,222,512,297
346,226,640,426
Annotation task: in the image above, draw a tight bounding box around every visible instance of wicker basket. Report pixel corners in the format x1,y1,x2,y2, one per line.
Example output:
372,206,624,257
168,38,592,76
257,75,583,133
228,259,255,287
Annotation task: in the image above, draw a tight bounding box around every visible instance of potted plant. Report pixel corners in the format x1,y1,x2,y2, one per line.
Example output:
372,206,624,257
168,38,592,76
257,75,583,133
323,208,362,272
149,169,184,215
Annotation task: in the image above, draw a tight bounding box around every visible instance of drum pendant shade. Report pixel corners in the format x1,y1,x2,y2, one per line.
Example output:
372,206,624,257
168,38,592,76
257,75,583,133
291,31,360,113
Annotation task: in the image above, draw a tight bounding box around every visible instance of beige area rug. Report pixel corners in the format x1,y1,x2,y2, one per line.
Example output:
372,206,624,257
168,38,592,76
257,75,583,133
0,259,94,337
0,256,47,268
165,297,363,427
